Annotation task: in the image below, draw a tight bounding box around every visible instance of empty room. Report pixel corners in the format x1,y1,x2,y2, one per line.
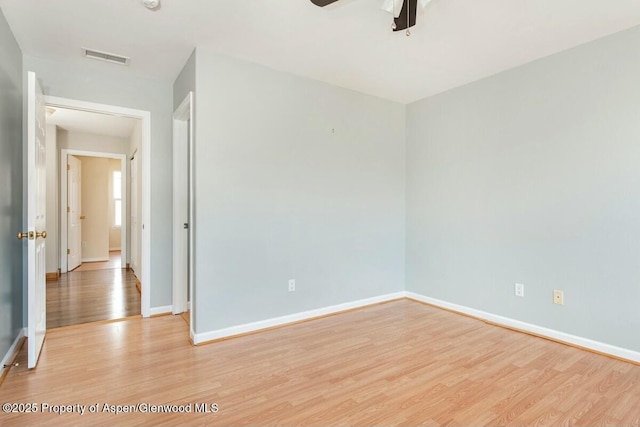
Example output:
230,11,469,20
0,1,639,426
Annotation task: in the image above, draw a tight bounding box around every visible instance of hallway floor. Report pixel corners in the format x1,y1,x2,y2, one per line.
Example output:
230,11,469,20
46,268,140,329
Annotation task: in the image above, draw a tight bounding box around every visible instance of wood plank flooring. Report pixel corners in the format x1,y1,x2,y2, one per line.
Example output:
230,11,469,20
1,299,639,426
46,268,140,329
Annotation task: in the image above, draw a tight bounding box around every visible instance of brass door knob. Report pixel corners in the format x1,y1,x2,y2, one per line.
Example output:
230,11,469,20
16,231,45,240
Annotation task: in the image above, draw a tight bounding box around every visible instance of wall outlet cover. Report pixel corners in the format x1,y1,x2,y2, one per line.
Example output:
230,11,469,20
553,290,564,305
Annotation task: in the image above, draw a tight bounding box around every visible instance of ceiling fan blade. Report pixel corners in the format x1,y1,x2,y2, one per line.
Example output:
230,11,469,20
310,0,341,6
393,0,417,31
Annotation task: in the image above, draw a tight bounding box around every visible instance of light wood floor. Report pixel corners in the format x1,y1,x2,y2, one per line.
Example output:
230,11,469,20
46,268,141,329
2,299,639,426
74,251,122,272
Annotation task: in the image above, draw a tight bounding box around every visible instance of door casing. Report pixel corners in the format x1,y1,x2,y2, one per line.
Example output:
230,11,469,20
47,95,152,317
60,150,127,270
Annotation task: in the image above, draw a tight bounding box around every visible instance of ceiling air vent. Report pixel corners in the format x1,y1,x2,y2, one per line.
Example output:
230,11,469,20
83,48,130,66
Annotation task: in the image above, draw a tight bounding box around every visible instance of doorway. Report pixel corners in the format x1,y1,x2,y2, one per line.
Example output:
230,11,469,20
173,92,194,339
60,150,128,274
44,96,152,322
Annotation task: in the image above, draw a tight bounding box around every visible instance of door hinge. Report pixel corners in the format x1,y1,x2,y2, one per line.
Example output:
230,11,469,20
67,206,71,213
67,249,71,255
67,164,71,171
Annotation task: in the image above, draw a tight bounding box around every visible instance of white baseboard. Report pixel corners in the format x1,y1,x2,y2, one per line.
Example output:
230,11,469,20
149,305,173,316
1,328,26,374
81,257,109,263
405,291,640,364
193,292,405,345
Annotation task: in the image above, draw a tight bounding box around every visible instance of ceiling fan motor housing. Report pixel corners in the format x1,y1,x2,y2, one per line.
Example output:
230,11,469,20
310,0,418,32
142,0,160,10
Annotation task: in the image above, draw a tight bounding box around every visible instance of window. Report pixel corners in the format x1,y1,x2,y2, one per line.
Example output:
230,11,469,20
113,171,122,227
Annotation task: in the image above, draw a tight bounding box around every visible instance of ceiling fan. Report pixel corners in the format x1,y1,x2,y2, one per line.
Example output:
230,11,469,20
310,0,432,34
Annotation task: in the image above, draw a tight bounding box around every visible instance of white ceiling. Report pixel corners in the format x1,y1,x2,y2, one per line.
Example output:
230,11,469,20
46,107,139,139
2,0,640,103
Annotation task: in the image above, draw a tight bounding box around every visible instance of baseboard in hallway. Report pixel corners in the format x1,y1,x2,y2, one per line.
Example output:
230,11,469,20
46,271,60,281
75,251,122,272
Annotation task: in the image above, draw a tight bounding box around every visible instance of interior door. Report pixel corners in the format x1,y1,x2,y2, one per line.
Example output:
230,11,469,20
26,71,47,369
172,114,188,315
130,153,139,273
67,155,82,271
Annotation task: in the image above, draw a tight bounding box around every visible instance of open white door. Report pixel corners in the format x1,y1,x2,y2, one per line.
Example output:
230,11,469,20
67,155,82,271
26,71,47,369
172,92,194,338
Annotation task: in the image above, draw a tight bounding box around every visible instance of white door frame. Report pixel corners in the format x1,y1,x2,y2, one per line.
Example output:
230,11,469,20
172,92,194,339
46,95,152,318
60,150,127,269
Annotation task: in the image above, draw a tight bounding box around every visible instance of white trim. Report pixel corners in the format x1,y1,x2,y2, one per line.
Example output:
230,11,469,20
80,257,110,263
59,150,126,159
405,292,640,364
141,108,151,319
46,96,146,120
1,328,26,374
46,96,151,319
188,301,194,344
193,292,405,345
149,305,173,316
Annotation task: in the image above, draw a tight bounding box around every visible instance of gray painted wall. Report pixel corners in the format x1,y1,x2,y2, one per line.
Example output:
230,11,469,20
24,55,174,308
173,49,195,111
0,8,24,361
192,50,406,333
406,25,640,352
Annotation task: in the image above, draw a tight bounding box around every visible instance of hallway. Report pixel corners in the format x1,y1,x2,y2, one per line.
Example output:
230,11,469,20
46,268,140,329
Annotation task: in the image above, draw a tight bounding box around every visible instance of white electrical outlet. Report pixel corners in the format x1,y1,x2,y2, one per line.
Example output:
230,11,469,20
288,279,295,292
515,283,524,297
553,290,564,305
